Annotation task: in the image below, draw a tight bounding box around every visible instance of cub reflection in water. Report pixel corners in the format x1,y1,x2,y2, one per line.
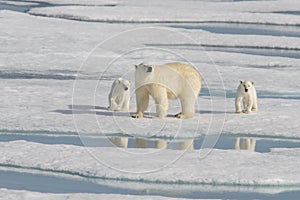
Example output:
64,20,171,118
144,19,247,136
178,140,194,150
233,137,256,151
109,137,128,148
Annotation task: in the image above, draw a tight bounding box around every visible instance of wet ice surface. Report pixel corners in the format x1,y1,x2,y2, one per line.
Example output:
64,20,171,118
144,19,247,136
1,0,300,199
0,133,299,153
1,170,300,199
0,140,300,200
171,23,300,38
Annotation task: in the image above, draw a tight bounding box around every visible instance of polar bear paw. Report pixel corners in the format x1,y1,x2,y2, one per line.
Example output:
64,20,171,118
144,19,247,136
131,113,143,118
175,112,194,119
174,112,182,118
243,109,251,114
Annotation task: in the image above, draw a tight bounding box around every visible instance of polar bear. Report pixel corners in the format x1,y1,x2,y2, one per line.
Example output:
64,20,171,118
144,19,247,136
108,77,130,111
235,80,258,113
132,62,202,119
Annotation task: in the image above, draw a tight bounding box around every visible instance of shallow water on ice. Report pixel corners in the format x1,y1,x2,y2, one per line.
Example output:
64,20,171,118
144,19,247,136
1,168,300,199
171,23,300,38
0,133,299,153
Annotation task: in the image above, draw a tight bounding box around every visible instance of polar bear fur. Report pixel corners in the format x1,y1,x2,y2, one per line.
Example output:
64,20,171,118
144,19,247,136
132,62,202,119
108,77,130,111
235,80,258,113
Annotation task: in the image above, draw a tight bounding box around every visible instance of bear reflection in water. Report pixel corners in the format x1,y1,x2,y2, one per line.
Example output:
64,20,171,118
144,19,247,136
135,138,194,150
108,137,257,151
109,137,194,150
233,137,256,151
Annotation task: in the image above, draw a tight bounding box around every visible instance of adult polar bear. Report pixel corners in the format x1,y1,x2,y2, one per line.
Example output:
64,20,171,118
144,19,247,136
132,62,202,119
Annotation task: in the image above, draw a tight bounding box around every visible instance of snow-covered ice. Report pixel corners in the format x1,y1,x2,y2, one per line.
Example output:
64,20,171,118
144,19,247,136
0,188,192,200
28,0,300,25
1,141,300,186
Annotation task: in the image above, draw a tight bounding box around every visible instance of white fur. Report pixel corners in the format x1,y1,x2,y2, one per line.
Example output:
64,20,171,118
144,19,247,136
235,80,258,114
108,77,130,111
132,62,202,119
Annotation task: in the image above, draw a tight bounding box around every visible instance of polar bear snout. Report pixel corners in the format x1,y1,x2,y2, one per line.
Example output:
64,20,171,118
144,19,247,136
135,63,153,73
243,82,252,93
124,86,129,91
146,66,152,72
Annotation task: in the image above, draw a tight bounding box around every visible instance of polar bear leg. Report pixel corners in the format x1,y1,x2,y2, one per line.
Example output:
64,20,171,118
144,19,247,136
108,97,120,111
152,87,168,118
176,96,196,119
244,98,253,113
122,92,130,111
252,94,258,112
132,88,149,118
118,92,129,111
117,95,126,111
108,98,114,110
252,102,258,112
235,97,243,113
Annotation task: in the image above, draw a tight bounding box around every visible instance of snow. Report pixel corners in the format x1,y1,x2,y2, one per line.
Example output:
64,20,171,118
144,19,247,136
1,141,300,186
0,1,38,6
1,0,300,198
0,188,191,200
0,11,299,139
28,0,300,25
23,0,119,6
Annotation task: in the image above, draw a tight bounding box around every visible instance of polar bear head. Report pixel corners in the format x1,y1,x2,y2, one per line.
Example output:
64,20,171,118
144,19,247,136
134,62,155,85
240,80,254,93
114,77,130,91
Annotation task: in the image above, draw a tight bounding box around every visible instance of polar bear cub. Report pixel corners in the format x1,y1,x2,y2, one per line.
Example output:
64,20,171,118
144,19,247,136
132,62,202,119
108,77,130,111
235,80,258,113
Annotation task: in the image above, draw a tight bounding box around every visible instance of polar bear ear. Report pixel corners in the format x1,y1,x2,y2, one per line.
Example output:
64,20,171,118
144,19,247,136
240,80,243,84
252,81,254,85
